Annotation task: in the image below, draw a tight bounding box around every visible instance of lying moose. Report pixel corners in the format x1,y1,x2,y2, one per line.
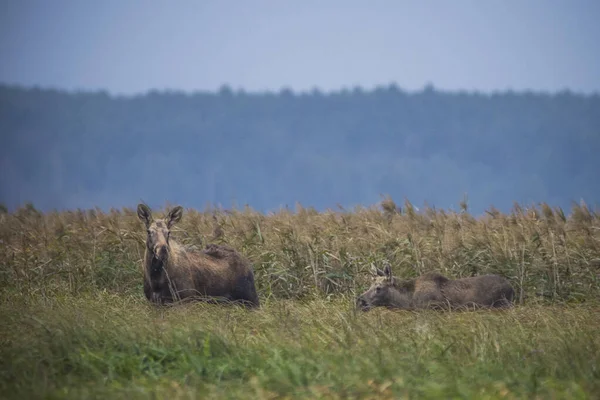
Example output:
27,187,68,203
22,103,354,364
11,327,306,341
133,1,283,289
137,204,260,307
356,264,514,311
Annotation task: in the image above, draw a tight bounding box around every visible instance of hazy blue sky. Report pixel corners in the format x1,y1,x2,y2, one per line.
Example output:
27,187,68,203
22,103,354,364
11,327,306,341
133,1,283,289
1,0,599,95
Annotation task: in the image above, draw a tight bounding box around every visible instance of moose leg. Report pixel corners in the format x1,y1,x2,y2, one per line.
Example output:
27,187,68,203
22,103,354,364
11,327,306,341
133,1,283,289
143,279,154,302
231,273,260,308
151,292,162,304
491,297,513,309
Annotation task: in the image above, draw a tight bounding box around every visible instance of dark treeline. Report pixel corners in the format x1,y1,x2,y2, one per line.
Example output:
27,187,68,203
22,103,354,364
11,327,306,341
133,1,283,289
1,84,599,214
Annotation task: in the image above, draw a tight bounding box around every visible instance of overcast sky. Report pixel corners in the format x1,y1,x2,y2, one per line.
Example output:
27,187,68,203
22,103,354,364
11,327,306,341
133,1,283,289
1,0,599,95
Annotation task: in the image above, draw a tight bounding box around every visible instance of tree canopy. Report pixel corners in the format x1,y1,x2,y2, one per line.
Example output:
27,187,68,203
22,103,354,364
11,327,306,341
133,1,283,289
1,84,598,214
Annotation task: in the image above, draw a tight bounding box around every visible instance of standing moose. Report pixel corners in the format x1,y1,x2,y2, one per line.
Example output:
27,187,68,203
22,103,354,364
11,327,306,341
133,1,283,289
137,204,260,307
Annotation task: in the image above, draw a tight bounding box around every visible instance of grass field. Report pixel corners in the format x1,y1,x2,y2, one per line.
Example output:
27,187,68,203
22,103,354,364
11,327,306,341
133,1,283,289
1,199,599,399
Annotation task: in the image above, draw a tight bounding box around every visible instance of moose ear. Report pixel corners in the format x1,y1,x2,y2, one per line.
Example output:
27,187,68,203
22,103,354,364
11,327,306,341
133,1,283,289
137,204,153,227
167,206,183,228
383,264,394,283
370,265,385,277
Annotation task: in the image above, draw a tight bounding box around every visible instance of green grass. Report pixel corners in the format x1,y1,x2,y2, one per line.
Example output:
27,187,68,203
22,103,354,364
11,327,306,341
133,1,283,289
1,291,599,399
1,200,599,398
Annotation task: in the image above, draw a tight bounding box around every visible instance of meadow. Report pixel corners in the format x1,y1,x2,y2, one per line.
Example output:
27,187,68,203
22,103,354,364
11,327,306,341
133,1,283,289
1,198,599,399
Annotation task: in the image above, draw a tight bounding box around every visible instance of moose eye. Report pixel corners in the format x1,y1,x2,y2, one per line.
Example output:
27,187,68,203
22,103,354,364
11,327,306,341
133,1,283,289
376,286,381,293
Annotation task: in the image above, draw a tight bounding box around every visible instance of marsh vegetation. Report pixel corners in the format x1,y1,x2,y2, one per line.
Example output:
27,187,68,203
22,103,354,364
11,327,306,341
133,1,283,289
1,199,599,398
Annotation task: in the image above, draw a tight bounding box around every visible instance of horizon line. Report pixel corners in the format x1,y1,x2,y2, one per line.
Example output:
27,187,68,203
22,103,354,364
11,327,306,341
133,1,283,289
1,81,598,99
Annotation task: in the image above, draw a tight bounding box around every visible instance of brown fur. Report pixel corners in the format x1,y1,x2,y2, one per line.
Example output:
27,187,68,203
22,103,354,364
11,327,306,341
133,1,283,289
137,204,260,307
356,266,514,311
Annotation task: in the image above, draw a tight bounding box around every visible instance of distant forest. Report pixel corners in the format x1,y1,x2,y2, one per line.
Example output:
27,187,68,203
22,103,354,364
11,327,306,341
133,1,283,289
1,84,599,214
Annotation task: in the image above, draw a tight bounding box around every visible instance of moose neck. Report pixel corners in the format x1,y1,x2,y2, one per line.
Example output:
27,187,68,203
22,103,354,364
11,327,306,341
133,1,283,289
388,286,413,309
147,252,167,280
